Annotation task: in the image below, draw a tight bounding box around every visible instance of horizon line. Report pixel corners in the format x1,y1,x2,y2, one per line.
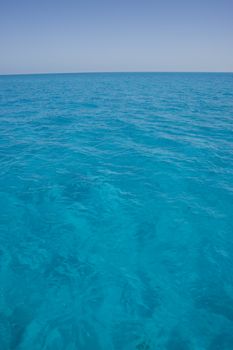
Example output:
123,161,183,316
0,70,233,77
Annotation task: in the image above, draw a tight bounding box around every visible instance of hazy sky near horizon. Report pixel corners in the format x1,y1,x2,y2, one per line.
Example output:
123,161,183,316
0,0,233,74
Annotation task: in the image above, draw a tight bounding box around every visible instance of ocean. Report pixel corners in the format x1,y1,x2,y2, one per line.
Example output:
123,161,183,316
0,73,233,349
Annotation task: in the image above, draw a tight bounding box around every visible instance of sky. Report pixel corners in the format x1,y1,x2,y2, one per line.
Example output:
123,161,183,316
0,0,233,74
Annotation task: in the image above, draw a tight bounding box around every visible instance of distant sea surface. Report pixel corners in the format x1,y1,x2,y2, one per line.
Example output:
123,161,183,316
0,73,233,350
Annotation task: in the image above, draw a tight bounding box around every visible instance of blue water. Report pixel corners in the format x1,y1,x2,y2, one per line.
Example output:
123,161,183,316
0,73,233,349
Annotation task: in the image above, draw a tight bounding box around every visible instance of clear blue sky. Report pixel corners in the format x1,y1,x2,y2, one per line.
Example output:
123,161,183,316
0,0,232,74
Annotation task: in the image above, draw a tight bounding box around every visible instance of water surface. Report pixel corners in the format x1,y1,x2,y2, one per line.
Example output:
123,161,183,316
0,73,233,349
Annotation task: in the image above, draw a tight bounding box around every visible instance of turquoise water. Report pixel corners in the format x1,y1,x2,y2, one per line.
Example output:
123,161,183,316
0,73,233,349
